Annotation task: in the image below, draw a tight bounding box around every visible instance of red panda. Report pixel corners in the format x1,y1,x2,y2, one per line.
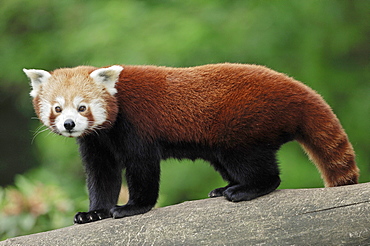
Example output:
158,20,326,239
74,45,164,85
23,63,359,224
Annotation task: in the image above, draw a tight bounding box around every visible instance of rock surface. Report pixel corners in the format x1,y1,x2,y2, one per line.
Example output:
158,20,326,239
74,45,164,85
1,183,370,245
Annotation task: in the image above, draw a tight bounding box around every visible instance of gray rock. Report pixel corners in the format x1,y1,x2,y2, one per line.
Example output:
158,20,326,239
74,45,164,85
1,183,370,245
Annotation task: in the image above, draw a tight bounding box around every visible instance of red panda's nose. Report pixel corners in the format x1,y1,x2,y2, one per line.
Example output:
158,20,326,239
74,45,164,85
64,119,75,131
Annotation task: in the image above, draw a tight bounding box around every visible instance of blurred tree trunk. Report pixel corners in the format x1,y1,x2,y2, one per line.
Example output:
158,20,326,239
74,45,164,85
1,183,369,245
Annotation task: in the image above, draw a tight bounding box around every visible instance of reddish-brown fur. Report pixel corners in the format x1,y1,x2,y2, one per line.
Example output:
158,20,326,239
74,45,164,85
110,63,358,186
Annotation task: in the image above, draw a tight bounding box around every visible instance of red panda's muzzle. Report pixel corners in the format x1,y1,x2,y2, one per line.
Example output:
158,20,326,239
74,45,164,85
64,119,76,131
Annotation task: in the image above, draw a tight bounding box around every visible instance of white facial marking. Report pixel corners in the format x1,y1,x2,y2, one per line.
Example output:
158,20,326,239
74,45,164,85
55,96,65,107
50,96,91,137
73,96,84,108
90,99,107,125
39,99,52,126
54,107,89,137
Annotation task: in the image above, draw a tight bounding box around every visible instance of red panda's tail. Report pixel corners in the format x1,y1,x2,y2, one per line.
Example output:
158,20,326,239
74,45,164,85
296,99,359,187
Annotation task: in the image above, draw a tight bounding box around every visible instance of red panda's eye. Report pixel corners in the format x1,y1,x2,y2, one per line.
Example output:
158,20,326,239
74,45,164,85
78,105,87,112
55,106,62,113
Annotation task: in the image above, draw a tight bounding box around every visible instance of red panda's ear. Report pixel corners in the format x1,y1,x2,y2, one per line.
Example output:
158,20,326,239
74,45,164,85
23,69,52,98
90,65,124,96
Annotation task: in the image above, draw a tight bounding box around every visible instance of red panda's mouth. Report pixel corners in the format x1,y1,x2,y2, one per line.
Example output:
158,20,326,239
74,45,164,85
51,127,84,138
50,117,91,138
61,130,84,138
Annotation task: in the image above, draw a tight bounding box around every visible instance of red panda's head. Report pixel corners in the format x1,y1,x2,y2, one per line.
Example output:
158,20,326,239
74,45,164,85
23,65,123,138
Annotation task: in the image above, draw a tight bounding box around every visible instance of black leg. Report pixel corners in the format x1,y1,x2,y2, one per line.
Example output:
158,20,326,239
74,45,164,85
217,147,281,202
74,138,123,224
223,177,280,202
208,160,237,198
208,184,235,198
110,157,160,219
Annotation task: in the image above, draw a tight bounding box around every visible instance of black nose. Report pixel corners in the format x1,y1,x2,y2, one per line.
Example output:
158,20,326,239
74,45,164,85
64,119,75,131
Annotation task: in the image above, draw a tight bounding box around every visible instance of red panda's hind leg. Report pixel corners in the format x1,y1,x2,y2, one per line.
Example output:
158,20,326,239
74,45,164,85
209,184,236,198
214,148,281,202
208,160,238,198
223,179,280,202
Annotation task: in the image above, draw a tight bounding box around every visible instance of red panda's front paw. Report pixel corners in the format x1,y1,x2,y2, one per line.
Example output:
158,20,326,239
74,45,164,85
74,209,111,224
110,204,153,219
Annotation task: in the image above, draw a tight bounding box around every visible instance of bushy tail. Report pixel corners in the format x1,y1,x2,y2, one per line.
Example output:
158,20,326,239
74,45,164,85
296,101,359,187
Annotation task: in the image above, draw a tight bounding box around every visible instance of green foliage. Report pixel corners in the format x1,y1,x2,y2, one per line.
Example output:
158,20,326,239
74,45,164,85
0,174,77,240
158,159,226,207
0,0,369,240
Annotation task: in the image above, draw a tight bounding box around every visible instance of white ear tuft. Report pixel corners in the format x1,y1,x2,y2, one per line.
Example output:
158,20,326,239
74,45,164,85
90,65,124,95
23,69,52,98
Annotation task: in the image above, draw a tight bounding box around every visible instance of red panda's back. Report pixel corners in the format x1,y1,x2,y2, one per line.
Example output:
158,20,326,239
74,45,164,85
116,64,315,147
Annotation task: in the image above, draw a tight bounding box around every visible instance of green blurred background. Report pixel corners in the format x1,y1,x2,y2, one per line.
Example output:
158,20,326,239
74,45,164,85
0,0,369,240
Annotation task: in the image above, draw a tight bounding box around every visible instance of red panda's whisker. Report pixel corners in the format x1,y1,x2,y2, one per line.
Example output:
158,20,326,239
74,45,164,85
31,127,50,143
32,124,46,133
91,129,100,137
